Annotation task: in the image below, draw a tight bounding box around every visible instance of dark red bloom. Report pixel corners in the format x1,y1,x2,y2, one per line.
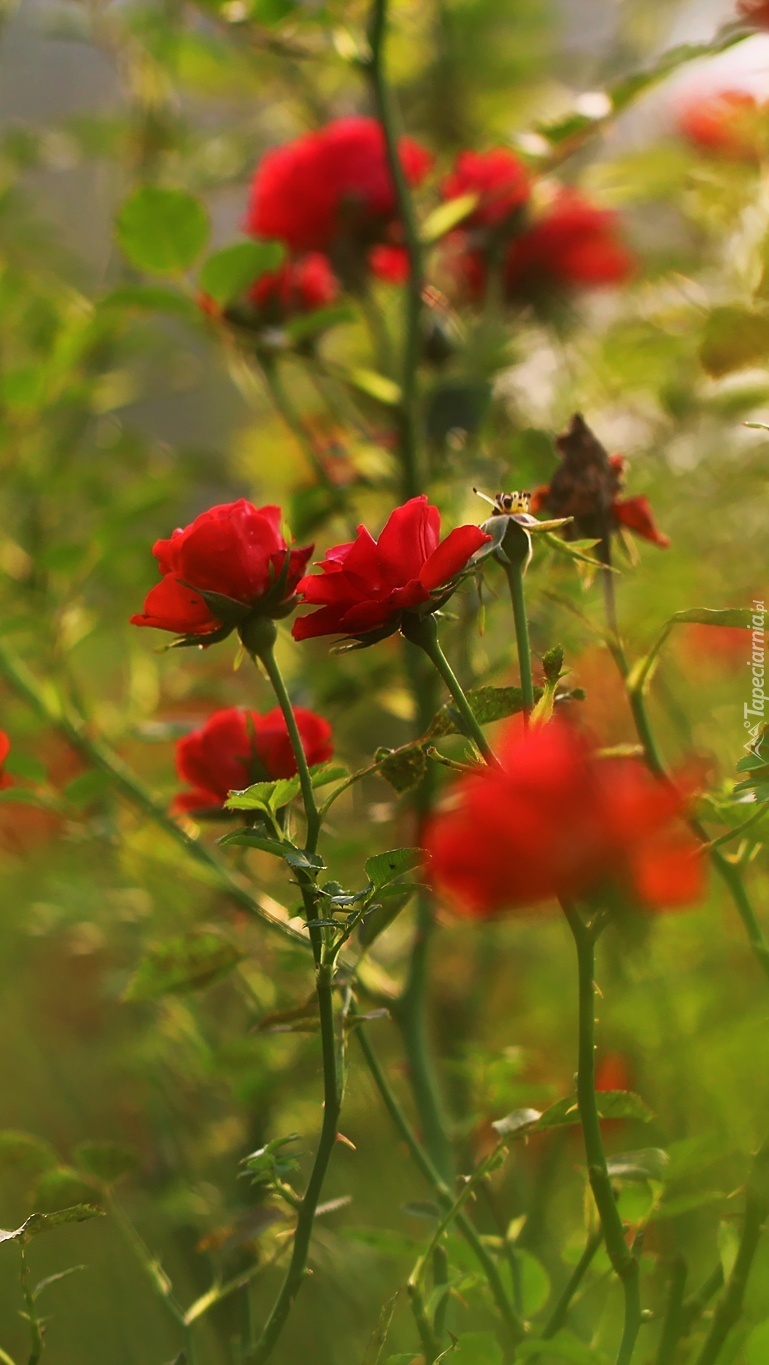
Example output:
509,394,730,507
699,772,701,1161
453,190,633,304
173,706,333,813
130,501,312,640
440,148,531,230
249,253,339,318
0,731,10,788
292,495,490,643
737,0,769,26
531,415,669,548
425,718,703,917
245,116,433,260
678,89,765,161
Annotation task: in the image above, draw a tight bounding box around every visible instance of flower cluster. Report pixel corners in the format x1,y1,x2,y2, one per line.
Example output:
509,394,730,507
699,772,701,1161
173,707,333,814
439,151,634,305
130,501,312,643
531,413,669,548
425,717,703,917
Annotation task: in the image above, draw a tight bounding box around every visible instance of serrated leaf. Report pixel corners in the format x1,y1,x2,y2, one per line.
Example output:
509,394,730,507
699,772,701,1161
496,1090,653,1140
226,776,302,812
116,186,209,274
421,192,479,243
606,1148,669,1183
375,744,428,795
74,1142,139,1186
199,240,284,304
0,1205,104,1244
492,1108,543,1137
364,848,424,889
123,932,244,1001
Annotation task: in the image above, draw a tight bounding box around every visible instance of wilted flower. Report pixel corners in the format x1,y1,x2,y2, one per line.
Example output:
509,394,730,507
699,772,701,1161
173,706,333,814
531,414,669,548
245,117,432,284
292,494,490,643
425,717,703,916
130,501,312,643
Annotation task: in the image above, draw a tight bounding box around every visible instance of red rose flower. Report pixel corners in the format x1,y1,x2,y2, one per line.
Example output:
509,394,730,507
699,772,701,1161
440,148,531,230
453,190,633,303
173,706,333,814
245,116,433,262
249,253,339,318
292,495,490,643
678,89,765,161
130,501,312,641
425,718,703,917
0,730,10,787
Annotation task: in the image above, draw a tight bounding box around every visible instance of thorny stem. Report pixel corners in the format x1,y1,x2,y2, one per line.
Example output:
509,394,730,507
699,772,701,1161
693,1137,769,1365
354,1015,525,1344
504,560,536,717
0,636,305,948
245,644,343,1365
562,902,642,1365
365,0,424,499
601,566,769,988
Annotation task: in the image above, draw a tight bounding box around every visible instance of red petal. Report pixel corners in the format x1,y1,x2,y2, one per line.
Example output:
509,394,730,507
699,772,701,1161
377,497,438,585
420,524,490,591
130,576,220,635
612,497,670,547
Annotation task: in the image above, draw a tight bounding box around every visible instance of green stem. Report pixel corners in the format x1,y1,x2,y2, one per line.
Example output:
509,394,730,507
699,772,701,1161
504,561,535,716
19,1248,43,1365
365,0,424,498
0,637,304,949
693,1137,769,1365
109,1197,195,1359
562,902,641,1365
251,641,321,855
536,1229,603,1347
681,1264,724,1333
354,1016,525,1343
245,961,342,1365
403,614,498,767
654,1256,687,1365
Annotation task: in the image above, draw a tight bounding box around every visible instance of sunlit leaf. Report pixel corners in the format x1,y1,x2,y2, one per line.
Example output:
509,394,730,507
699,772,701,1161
116,187,210,274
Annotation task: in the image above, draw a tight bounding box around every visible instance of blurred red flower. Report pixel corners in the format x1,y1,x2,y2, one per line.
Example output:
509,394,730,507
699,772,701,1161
0,731,10,789
173,706,333,813
737,0,769,27
245,117,432,262
130,501,312,640
453,190,633,303
425,718,703,917
440,148,531,229
678,89,765,161
292,495,490,642
249,253,339,318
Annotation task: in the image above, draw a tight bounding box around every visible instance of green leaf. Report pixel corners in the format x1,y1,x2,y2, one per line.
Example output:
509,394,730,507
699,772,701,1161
374,744,428,795
0,1205,104,1245
718,1218,740,1283
516,1330,601,1362
628,608,755,695
1,753,47,783
421,193,479,243
361,1289,400,1365
427,684,536,737
491,1108,543,1138
242,1134,301,1188
116,186,210,274
226,776,302,812
745,1319,769,1365
0,1131,57,1180
494,1091,653,1140
199,240,284,304
345,368,402,406
450,1332,504,1365
606,1148,669,1183
364,848,424,890
123,932,244,1001
74,1142,139,1186
33,1167,98,1212
699,307,769,378
101,284,199,320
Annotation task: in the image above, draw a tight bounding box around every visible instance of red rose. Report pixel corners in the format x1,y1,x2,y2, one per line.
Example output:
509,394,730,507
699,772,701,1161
130,501,312,640
425,718,703,916
0,731,10,788
440,148,531,230
292,495,490,643
249,253,339,318
245,116,433,258
453,190,633,303
678,89,764,161
173,706,333,814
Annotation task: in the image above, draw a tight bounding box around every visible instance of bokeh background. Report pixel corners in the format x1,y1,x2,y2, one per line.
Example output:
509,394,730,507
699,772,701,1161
1,0,768,1361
